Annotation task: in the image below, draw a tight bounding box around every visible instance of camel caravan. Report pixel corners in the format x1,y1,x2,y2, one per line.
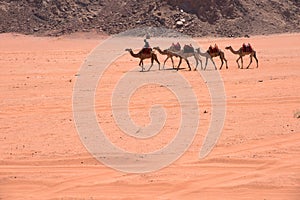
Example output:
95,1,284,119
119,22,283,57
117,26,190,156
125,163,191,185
125,37,258,72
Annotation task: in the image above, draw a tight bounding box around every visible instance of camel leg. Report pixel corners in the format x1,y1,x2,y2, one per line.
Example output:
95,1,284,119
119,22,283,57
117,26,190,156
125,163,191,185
221,52,228,69
148,58,154,71
240,56,244,69
154,56,160,70
253,52,258,68
185,59,191,71
219,57,224,70
194,55,199,71
246,55,253,69
211,58,217,70
170,56,175,69
163,57,169,70
140,59,144,71
204,57,208,70
177,57,182,71
198,58,203,70
236,57,241,69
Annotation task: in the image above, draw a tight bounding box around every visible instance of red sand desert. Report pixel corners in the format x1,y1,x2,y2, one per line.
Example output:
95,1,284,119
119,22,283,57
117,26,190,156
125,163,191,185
0,33,299,199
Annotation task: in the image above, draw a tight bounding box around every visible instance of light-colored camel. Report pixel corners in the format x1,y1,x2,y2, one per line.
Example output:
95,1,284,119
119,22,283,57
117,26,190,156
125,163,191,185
171,49,202,71
125,48,160,71
225,45,258,69
196,48,228,70
153,46,181,69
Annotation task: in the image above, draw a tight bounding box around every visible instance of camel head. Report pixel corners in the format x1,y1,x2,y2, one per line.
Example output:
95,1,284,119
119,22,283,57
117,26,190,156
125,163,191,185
125,48,132,52
225,46,231,50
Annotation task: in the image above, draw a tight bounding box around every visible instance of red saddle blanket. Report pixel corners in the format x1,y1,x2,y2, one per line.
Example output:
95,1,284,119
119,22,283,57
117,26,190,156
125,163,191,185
242,44,253,52
209,46,219,54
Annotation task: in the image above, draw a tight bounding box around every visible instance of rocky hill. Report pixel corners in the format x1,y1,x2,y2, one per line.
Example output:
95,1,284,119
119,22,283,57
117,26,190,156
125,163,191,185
0,0,299,37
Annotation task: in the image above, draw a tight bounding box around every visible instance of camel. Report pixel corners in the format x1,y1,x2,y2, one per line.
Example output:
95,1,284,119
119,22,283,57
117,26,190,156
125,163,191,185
154,46,201,71
173,49,201,71
196,47,228,70
153,47,181,69
125,48,160,71
225,45,258,69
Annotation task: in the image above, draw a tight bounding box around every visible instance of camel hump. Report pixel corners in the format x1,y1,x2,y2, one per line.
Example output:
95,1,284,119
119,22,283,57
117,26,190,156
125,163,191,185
183,44,194,53
209,45,219,54
242,43,253,52
141,48,152,55
170,42,181,51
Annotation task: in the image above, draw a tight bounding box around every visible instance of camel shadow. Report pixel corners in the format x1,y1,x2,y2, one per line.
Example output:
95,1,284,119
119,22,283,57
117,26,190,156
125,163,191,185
163,67,177,71
174,67,187,71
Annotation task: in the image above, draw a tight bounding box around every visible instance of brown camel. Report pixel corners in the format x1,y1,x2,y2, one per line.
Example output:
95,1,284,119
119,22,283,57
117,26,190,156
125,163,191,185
125,48,160,71
225,45,258,69
153,46,181,69
196,47,228,70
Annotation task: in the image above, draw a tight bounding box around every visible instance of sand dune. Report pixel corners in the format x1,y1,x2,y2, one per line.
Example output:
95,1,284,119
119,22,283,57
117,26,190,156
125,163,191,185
0,33,299,199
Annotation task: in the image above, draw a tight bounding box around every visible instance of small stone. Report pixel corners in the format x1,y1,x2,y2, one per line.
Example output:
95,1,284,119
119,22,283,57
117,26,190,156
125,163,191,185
87,15,94,20
176,21,184,27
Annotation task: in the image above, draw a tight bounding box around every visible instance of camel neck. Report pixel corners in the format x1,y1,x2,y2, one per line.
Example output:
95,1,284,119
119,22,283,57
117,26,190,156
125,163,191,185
157,48,164,54
129,50,139,58
229,47,239,54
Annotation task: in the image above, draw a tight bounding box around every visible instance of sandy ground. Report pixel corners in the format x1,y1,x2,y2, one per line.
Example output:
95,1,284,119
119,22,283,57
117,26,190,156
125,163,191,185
0,32,299,199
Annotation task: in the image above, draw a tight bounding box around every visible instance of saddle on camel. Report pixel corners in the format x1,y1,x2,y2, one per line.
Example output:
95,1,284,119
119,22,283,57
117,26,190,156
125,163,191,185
183,44,194,53
169,42,181,52
208,44,219,54
141,48,152,54
242,43,253,53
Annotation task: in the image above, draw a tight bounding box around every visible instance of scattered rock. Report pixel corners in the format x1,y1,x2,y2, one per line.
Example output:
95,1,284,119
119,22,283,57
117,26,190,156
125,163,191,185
294,111,300,119
0,0,298,37
176,20,184,27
